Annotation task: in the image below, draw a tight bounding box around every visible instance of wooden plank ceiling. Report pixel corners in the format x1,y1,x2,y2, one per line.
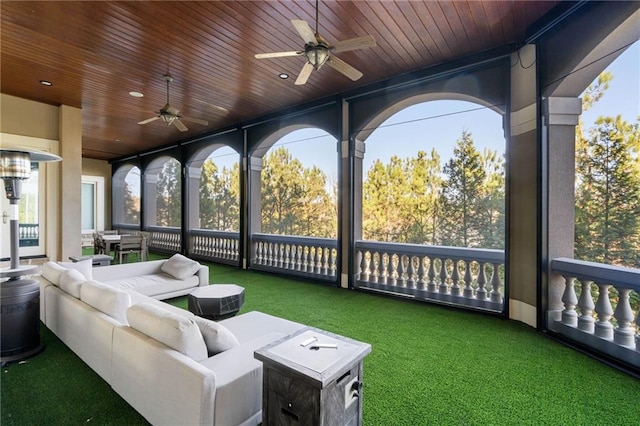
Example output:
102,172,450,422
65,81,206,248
1,1,559,161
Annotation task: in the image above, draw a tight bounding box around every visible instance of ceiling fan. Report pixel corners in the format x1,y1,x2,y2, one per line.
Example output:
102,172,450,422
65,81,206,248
254,0,376,85
138,74,208,132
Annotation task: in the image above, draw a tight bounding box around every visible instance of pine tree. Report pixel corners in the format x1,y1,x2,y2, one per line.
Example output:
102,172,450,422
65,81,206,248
575,116,640,266
440,131,486,247
261,147,335,237
157,158,181,227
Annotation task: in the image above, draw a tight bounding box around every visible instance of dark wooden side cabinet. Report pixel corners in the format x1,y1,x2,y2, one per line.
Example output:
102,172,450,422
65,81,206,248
255,327,371,426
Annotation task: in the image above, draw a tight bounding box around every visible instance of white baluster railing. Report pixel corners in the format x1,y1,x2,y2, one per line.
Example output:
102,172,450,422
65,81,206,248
251,233,338,283
189,229,240,266
355,240,505,312
550,258,639,369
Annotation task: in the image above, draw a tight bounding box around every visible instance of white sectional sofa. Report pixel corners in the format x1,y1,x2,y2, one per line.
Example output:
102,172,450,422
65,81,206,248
37,255,306,426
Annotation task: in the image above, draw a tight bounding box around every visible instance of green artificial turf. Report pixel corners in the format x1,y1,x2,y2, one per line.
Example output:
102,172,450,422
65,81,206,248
2,260,638,425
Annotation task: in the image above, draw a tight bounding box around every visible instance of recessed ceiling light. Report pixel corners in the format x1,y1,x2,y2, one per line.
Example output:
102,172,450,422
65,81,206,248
129,91,144,98
114,139,121,143
39,80,53,86
278,73,289,79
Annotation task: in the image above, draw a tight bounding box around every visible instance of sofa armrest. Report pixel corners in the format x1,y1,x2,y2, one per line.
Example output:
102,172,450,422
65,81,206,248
112,326,217,426
196,264,209,287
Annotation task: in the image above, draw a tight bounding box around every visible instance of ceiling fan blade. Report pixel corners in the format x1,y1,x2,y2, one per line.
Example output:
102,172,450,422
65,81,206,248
331,35,376,53
291,19,317,45
173,119,188,132
327,56,363,81
295,62,314,85
138,116,160,125
255,51,302,59
180,115,208,126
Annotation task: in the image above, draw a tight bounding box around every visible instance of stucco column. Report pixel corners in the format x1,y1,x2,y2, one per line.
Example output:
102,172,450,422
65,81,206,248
543,97,582,318
245,156,263,268
508,44,539,327
59,105,82,260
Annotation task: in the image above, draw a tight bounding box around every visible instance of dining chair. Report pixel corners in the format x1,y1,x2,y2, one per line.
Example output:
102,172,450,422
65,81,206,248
114,235,143,264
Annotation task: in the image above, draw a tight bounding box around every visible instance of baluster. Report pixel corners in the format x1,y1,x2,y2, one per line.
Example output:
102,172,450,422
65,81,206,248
315,246,323,274
415,256,424,291
371,252,379,285
490,263,502,303
329,248,337,277
389,254,398,287
359,251,369,282
561,275,578,327
594,284,614,340
407,256,417,290
223,238,229,259
322,247,329,276
379,253,389,286
267,242,273,266
283,244,290,269
295,245,302,271
276,244,283,268
613,288,636,347
463,261,474,298
577,280,595,333
476,262,487,300
288,245,296,270
427,257,437,292
450,260,461,296
439,258,449,293
301,246,309,272
255,241,262,265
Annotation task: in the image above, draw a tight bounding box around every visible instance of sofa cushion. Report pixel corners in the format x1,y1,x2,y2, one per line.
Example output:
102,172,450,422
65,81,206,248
193,316,240,356
41,262,67,286
126,303,208,361
103,274,199,298
160,253,201,280
59,269,85,298
58,259,93,281
80,280,132,324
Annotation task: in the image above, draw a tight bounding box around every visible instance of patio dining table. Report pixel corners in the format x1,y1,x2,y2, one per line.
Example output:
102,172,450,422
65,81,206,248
100,234,123,255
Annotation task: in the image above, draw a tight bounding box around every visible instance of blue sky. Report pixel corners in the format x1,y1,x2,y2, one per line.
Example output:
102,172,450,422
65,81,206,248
210,41,639,180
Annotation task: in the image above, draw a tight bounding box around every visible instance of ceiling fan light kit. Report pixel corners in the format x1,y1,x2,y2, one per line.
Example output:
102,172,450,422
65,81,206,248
254,0,376,85
137,73,208,132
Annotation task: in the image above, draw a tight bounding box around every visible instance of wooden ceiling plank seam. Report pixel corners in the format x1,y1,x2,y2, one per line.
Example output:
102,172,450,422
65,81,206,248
423,1,463,56
377,0,435,65
451,1,486,52
395,1,441,63
407,1,454,59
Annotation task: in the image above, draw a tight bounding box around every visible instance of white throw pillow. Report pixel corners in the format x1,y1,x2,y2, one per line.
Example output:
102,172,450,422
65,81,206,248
58,259,93,281
80,280,131,324
193,316,240,356
160,253,201,280
59,269,85,299
126,303,208,361
41,262,67,286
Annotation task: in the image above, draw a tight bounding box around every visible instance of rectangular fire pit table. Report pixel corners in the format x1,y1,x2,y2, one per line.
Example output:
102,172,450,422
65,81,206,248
188,284,245,320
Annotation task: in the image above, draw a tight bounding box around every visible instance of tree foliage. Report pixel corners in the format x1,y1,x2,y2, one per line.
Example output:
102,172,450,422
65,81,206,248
199,159,239,231
575,115,640,266
156,158,181,227
261,146,336,238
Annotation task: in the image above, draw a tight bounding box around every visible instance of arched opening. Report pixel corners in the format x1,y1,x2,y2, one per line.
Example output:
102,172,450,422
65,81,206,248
112,164,141,226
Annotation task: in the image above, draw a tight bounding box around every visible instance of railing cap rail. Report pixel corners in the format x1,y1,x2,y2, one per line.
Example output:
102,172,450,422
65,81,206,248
551,257,640,290
355,240,504,263
191,229,240,237
252,233,338,248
